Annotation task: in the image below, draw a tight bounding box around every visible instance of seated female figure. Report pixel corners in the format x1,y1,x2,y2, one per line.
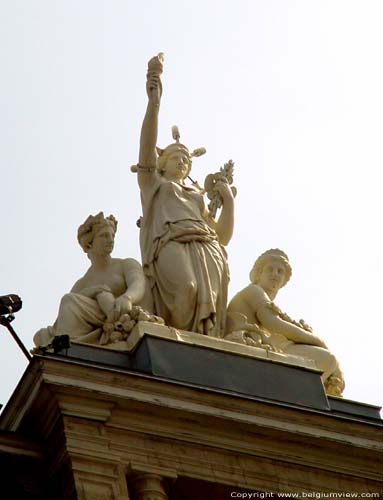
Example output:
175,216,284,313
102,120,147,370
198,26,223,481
33,212,147,347
226,249,344,396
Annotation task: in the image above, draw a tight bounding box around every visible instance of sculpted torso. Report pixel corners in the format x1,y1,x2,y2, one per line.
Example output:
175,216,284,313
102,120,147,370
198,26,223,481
228,284,266,325
72,258,136,299
228,284,292,350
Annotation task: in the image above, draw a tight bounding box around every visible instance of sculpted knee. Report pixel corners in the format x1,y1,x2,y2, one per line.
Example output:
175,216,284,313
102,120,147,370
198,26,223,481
33,325,55,347
60,293,74,307
326,351,337,373
59,293,80,314
184,281,197,303
174,281,197,309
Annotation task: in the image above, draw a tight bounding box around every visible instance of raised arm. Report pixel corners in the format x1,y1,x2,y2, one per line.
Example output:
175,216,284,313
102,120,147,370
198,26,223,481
138,54,164,186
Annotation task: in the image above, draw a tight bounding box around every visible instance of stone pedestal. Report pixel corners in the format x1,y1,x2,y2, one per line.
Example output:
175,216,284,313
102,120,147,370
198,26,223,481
0,324,382,498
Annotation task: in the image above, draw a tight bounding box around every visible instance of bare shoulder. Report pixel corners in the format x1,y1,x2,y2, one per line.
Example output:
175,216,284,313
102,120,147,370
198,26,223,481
229,284,269,311
122,257,142,267
246,284,269,302
116,258,143,272
228,285,251,309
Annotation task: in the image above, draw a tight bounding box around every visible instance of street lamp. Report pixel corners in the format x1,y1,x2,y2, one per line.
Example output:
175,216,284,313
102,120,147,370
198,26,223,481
0,294,31,361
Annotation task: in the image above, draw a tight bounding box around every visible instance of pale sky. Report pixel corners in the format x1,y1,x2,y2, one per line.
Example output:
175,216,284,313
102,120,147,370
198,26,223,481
1,1,382,411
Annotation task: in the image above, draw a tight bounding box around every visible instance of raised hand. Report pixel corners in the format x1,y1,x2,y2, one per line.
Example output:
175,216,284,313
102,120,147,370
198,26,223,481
146,73,162,105
146,53,164,105
214,179,235,203
110,295,132,321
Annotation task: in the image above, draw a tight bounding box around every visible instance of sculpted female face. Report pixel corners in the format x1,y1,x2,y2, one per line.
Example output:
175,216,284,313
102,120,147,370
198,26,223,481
258,257,287,294
90,225,115,256
162,150,190,181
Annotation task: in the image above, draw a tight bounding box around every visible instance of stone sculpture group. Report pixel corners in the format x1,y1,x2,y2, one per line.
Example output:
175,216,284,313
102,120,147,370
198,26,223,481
34,54,344,397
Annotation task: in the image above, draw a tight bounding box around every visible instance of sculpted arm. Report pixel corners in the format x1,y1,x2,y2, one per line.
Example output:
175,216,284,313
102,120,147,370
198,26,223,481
138,55,163,188
206,181,234,245
247,287,326,347
107,259,146,319
255,300,325,347
120,258,146,305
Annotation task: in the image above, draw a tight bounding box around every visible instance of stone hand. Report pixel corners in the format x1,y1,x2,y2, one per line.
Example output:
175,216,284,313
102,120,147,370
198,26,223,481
80,285,112,299
213,179,234,202
111,295,133,320
146,73,162,105
147,54,164,75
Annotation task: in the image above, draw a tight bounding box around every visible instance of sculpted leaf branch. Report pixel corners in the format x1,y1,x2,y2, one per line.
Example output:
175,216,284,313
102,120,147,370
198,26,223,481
204,159,237,218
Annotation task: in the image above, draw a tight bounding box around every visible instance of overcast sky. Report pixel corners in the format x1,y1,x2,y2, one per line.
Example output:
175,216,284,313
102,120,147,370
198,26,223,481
1,1,382,411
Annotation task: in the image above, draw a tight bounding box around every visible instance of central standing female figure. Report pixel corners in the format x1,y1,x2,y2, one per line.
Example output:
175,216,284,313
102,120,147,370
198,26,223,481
135,54,234,337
